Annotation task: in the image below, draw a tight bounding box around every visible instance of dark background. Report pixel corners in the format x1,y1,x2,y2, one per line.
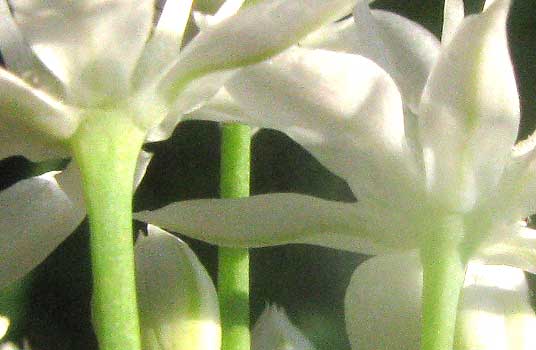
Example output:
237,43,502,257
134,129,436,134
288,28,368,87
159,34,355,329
1,1,535,349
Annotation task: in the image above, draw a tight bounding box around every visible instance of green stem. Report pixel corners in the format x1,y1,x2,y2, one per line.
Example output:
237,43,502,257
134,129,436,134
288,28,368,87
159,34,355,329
218,123,251,350
420,216,466,350
70,111,145,350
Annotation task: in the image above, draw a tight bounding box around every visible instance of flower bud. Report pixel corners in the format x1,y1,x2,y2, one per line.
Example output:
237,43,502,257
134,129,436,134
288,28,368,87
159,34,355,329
136,225,220,350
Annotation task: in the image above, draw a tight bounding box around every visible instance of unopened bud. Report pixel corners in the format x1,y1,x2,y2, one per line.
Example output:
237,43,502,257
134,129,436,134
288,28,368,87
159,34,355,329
136,225,220,350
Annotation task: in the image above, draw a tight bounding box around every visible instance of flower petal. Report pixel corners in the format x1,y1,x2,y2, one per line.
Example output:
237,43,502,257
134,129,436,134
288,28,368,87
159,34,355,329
145,70,234,142
135,193,417,254
135,225,220,350
476,224,536,274
252,305,315,350
10,0,154,105
133,0,194,89
345,253,536,350
193,0,246,29
497,133,536,218
223,47,423,203
345,252,422,350
418,0,518,211
371,10,440,111
301,3,440,111
0,172,84,289
442,0,464,44
0,0,62,95
455,262,536,350
182,87,249,124
0,68,79,160
156,0,356,102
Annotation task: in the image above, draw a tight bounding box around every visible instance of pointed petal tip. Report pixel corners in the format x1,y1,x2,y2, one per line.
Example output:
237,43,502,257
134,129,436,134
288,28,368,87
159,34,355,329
483,0,511,12
253,304,315,350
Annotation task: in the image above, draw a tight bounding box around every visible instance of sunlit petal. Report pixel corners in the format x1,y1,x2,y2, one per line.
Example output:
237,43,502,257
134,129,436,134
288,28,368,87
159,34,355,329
345,253,536,350
302,2,440,111
133,0,194,89
476,224,536,274
156,0,356,102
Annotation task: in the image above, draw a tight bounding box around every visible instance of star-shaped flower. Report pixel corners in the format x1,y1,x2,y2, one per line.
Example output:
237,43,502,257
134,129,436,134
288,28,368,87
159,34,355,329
140,0,534,271
138,0,536,335
0,0,356,288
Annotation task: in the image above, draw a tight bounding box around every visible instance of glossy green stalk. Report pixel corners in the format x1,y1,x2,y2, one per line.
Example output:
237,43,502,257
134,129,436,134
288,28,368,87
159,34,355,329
70,111,144,350
219,123,251,350
420,216,466,350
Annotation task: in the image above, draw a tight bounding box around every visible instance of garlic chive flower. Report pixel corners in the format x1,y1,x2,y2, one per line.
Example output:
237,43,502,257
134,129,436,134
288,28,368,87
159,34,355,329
0,0,357,288
137,0,536,344
138,0,534,272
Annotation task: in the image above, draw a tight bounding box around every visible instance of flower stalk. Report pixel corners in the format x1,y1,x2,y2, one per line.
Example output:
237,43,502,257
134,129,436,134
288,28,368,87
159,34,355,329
218,123,251,350
69,110,145,350
420,216,466,350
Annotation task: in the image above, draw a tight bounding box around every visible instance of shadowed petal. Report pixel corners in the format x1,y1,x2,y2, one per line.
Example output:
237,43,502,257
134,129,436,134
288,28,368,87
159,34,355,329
136,225,220,350
135,193,419,254
345,253,422,350
0,68,79,161
419,0,518,211
0,172,85,289
0,0,62,95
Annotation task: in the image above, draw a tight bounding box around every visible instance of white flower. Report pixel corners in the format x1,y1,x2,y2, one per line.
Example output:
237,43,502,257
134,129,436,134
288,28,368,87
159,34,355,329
0,0,357,288
345,253,536,350
138,0,535,273
136,0,536,333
